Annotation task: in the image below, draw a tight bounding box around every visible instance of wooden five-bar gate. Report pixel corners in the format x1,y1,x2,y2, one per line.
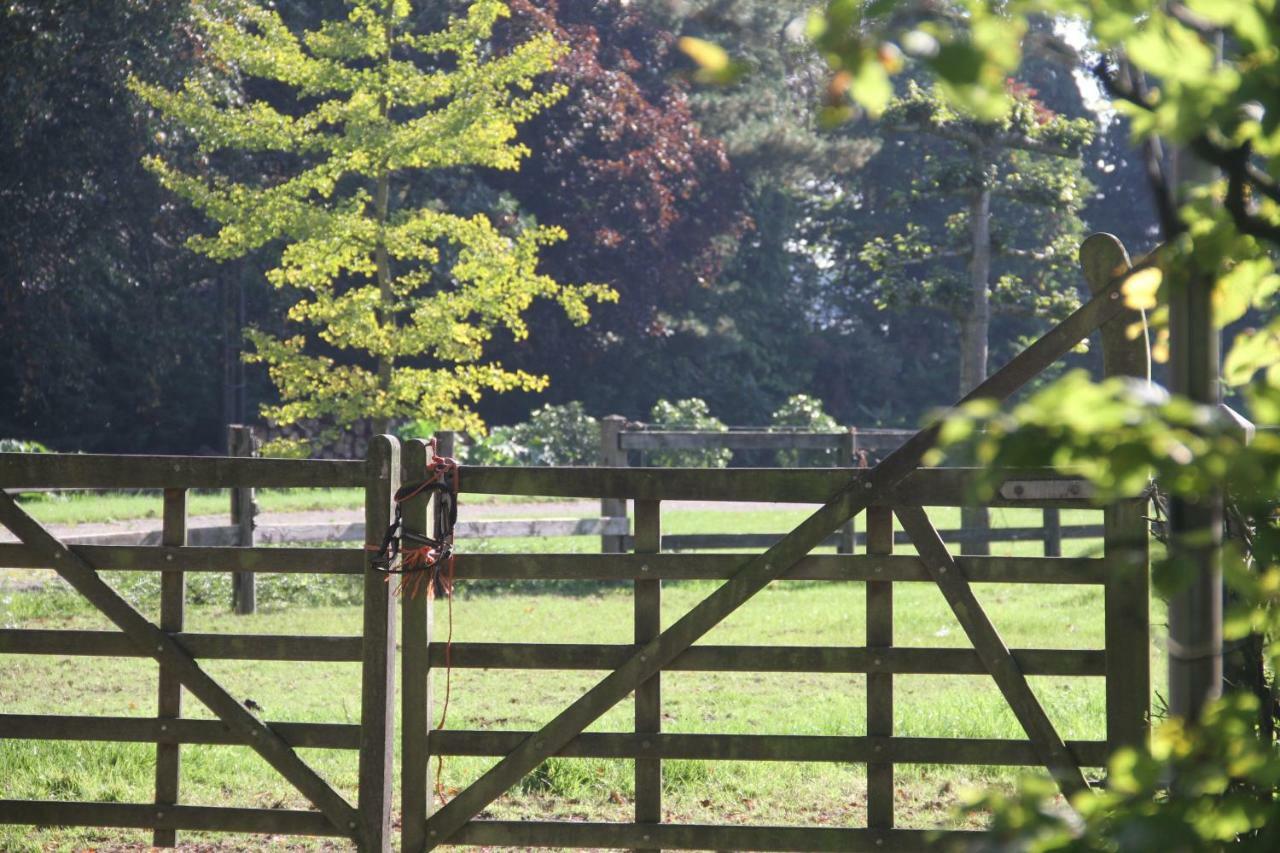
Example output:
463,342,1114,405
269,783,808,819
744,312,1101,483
0,234,1152,850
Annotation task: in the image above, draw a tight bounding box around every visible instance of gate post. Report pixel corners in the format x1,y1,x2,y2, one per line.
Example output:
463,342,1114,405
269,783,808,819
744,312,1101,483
359,435,400,852
1082,235,1151,752
600,416,628,553
229,424,259,614
403,435,444,853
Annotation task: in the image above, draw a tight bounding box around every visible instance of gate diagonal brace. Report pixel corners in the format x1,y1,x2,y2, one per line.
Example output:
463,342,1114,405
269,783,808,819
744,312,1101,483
0,493,361,839
418,275,1128,849
895,505,1089,795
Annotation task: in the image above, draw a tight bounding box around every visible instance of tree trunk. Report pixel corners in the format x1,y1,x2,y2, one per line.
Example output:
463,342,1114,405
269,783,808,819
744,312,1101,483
373,167,392,438
372,11,394,439
959,183,992,398
959,180,992,554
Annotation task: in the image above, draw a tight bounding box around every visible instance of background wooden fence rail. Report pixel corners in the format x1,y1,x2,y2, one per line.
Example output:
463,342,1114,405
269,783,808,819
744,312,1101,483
602,421,1076,558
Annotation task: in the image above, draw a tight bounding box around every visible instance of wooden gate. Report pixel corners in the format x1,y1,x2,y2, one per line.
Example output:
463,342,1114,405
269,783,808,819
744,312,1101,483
401,234,1152,851
0,445,401,849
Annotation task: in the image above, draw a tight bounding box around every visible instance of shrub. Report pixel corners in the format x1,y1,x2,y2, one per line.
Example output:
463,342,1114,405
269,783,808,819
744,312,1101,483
770,394,840,467
510,403,599,466
646,398,732,468
0,439,49,453
465,425,521,466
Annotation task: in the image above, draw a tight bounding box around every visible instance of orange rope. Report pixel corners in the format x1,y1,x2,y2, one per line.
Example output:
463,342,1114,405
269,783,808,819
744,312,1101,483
434,553,455,804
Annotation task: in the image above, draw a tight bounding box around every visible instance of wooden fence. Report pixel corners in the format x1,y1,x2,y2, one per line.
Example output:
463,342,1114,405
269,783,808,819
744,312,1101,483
0,234,1154,850
392,233,1152,851
604,421,1090,558
0,449,395,849
397,461,1148,851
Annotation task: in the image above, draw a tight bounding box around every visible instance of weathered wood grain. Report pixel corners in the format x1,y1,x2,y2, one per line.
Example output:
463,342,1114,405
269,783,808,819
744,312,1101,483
0,714,359,748
865,505,894,830
633,499,661,849
0,800,342,836
401,439,432,853
0,543,363,572
0,453,363,489
451,819,977,851
0,629,362,660
430,731,1109,766
449,553,1108,584
422,643,1105,675
358,435,398,853
154,488,186,847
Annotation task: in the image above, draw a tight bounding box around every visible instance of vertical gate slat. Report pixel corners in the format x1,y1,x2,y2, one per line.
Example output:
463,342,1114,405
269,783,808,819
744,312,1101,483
865,506,893,830
358,435,399,853
153,487,187,848
634,499,662,849
403,438,433,853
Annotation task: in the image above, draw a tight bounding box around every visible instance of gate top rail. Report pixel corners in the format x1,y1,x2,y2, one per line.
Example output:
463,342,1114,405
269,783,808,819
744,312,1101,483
0,453,365,489
459,465,1103,507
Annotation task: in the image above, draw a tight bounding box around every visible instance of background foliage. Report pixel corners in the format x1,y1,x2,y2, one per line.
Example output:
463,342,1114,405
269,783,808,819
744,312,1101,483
0,0,1168,452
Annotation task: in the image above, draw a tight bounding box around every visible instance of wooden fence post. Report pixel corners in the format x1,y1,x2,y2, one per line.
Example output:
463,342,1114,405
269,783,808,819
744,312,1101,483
837,429,856,554
865,505,894,831
153,487,186,847
229,424,258,615
403,438,434,853
359,435,399,853
634,499,662,850
600,416,627,553
959,508,990,556
1042,508,1062,557
1082,234,1151,752
434,430,456,460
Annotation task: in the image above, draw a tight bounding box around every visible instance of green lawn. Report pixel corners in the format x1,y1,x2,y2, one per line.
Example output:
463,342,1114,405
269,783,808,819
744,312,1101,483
0,500,1163,851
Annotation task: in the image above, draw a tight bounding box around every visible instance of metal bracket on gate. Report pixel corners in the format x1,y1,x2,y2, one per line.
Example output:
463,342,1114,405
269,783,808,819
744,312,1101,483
999,479,1095,501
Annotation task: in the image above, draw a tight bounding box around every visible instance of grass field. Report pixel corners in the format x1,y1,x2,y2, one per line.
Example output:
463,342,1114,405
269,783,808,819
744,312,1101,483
0,491,1165,852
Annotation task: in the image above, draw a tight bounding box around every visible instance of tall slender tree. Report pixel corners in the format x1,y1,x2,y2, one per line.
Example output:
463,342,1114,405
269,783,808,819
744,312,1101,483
855,80,1095,399
132,0,613,449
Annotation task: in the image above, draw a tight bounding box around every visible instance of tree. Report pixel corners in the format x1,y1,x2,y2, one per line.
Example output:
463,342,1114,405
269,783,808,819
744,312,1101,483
0,0,235,453
789,0,1280,846
856,80,1094,398
131,0,614,449
472,0,747,425
656,0,879,424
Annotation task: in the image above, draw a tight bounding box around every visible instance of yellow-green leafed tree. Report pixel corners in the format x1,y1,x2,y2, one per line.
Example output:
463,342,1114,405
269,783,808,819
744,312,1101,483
131,0,615,452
